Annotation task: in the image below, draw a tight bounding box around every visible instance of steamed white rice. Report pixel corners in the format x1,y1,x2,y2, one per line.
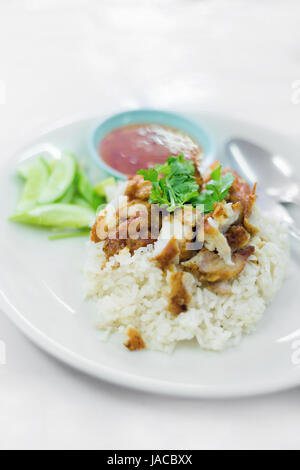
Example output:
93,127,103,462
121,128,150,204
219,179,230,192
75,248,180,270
84,206,289,353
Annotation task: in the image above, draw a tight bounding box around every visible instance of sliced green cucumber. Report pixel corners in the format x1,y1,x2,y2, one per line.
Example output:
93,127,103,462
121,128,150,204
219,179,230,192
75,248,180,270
38,152,76,204
93,177,116,197
58,183,76,204
17,157,49,180
16,158,49,212
72,195,93,209
10,204,95,229
76,171,105,210
48,230,90,240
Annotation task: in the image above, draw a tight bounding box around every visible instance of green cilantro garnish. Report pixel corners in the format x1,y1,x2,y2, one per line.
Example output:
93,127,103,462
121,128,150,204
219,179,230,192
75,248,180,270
138,155,199,212
190,166,235,213
138,155,235,213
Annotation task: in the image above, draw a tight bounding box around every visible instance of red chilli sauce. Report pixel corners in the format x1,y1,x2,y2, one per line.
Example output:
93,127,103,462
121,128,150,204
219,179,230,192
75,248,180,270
99,123,203,175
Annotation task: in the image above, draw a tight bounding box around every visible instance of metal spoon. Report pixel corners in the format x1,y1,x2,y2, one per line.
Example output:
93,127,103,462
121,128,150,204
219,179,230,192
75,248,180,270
226,138,300,242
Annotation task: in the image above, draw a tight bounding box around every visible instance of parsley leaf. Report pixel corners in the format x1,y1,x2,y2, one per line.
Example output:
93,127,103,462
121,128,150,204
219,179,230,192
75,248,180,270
137,156,235,213
192,167,235,212
138,168,159,183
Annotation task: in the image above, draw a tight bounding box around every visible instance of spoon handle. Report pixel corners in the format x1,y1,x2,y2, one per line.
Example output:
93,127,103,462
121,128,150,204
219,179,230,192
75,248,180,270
289,223,300,243
290,195,300,208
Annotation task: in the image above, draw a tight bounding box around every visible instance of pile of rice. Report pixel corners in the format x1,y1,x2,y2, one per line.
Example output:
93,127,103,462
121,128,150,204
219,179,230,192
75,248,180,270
84,206,289,353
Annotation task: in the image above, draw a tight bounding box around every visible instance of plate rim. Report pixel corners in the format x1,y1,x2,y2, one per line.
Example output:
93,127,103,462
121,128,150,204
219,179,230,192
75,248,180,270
1,289,300,399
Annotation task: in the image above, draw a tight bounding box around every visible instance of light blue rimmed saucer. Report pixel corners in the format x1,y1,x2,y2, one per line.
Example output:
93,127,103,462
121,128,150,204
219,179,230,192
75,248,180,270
88,109,216,180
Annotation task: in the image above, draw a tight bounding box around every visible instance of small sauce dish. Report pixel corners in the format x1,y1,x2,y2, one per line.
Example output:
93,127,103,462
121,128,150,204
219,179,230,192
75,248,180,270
88,109,216,180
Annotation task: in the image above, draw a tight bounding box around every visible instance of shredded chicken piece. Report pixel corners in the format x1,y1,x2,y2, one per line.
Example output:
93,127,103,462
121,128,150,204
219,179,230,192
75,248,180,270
176,207,203,261
91,205,117,242
175,205,203,236
211,202,242,233
168,271,191,315
201,202,242,265
127,235,155,254
152,208,203,266
90,222,100,243
103,218,155,260
204,280,233,295
124,327,145,351
226,224,250,250
118,199,150,221
203,165,258,235
223,170,258,234
225,169,252,203
179,242,199,262
203,217,233,265
93,190,157,260
103,237,126,260
243,184,258,235
182,246,255,283
152,237,180,269
125,174,152,201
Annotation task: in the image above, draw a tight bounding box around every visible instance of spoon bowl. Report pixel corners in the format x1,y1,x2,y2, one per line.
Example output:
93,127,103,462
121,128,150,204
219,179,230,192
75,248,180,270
226,138,300,206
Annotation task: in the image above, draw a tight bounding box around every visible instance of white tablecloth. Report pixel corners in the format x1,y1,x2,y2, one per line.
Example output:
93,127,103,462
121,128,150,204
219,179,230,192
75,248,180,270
0,0,300,450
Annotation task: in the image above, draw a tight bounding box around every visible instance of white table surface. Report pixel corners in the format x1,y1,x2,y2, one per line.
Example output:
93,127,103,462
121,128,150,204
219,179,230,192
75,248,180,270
1,0,300,450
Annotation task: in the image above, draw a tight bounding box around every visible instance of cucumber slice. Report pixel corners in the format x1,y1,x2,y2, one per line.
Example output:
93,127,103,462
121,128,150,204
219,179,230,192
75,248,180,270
38,152,76,204
16,158,49,212
72,195,93,209
49,230,90,240
58,183,76,204
17,157,49,180
76,171,105,210
10,204,95,229
93,177,116,197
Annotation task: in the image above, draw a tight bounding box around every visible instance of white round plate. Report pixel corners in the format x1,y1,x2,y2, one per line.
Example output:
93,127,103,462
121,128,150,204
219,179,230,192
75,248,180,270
1,113,300,398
